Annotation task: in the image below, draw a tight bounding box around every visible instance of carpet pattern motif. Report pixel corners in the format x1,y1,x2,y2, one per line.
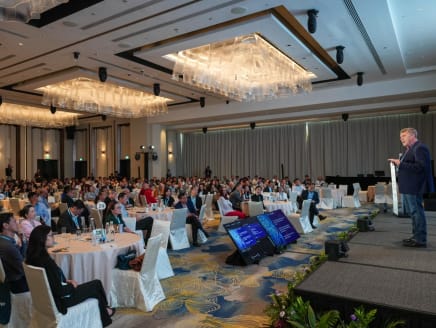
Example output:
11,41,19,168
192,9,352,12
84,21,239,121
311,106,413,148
112,205,379,328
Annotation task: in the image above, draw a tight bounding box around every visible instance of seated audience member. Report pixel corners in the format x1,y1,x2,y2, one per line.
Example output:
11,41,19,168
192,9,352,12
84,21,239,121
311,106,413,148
139,182,157,205
161,187,175,207
26,225,114,327
20,204,42,239
188,186,202,215
242,185,251,201
57,200,85,234
218,189,246,219
315,176,326,187
292,178,305,196
251,186,264,203
277,186,288,201
229,183,243,211
29,191,51,228
61,185,75,206
263,180,274,193
105,200,154,244
175,192,209,247
298,183,326,228
0,212,29,294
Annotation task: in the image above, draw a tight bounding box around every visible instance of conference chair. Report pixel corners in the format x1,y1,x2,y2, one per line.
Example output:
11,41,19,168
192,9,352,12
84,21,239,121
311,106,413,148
248,201,264,217
342,183,361,208
90,208,103,229
319,188,334,209
169,208,190,250
122,216,136,232
0,260,32,328
110,234,165,312
23,264,102,328
216,198,238,233
204,193,214,219
288,191,299,213
299,199,314,234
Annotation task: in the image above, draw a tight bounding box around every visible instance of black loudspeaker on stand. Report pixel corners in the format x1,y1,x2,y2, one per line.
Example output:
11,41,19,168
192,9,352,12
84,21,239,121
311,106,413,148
357,216,375,232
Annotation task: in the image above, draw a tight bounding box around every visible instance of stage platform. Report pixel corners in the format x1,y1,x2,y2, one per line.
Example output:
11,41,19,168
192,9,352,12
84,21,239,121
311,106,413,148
294,212,436,327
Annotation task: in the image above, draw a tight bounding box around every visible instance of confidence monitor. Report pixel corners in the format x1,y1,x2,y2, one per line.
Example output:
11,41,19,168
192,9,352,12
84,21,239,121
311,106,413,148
256,209,300,248
224,217,275,266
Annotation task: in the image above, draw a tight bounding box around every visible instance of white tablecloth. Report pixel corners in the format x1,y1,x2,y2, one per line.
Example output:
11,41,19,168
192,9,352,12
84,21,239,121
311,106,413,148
127,206,174,221
50,232,144,303
264,200,294,216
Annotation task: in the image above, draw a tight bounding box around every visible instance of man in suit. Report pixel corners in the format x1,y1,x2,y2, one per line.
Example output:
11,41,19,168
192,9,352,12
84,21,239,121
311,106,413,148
299,183,326,229
57,200,85,234
188,186,202,215
175,192,208,247
229,183,243,211
389,127,434,248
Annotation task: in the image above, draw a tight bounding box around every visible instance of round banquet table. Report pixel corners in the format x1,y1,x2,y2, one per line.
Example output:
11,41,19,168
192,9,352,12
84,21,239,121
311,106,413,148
49,232,144,303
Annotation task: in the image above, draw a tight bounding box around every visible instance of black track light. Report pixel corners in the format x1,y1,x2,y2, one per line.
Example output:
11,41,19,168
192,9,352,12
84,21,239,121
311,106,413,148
50,104,56,114
357,72,364,86
342,113,349,122
202,127,208,134
200,97,205,108
336,46,345,64
101,115,107,121
307,9,319,34
73,51,80,61
98,67,107,82
153,83,160,96
250,122,256,130
0,95,2,106
421,105,429,114
226,100,230,104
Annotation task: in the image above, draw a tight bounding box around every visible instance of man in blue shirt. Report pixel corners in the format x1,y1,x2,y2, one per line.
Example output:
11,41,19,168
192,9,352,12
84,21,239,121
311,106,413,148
300,183,326,228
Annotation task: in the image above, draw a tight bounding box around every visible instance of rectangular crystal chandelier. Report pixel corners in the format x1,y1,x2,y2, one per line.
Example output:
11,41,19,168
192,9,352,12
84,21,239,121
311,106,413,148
0,0,69,22
0,102,78,128
164,33,316,102
38,78,169,118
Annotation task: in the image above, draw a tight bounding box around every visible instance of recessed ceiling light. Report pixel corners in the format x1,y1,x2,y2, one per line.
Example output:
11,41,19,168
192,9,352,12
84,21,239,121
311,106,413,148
230,6,247,14
118,43,131,49
18,42,23,46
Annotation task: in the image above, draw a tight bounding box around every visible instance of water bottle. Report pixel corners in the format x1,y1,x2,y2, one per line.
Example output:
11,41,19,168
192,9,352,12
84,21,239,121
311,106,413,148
109,223,115,242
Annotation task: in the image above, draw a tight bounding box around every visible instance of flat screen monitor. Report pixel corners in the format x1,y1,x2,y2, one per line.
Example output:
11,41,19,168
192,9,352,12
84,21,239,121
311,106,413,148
256,209,300,247
224,217,275,265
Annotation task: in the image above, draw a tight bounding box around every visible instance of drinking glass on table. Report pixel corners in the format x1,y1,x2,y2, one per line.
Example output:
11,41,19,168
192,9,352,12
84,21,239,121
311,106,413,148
76,229,82,240
61,226,67,236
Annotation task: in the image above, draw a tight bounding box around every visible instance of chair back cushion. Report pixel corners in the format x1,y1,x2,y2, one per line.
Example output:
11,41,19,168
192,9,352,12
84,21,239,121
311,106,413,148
141,234,162,275
171,208,188,229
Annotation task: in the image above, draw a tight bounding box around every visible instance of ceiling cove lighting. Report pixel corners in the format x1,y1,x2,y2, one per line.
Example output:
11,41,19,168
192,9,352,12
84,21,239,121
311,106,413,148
0,102,78,127
0,0,69,22
39,77,170,118
165,33,315,102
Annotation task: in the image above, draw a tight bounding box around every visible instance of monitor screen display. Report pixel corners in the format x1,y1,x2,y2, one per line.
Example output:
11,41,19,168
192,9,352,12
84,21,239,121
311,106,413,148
224,217,275,264
257,209,300,247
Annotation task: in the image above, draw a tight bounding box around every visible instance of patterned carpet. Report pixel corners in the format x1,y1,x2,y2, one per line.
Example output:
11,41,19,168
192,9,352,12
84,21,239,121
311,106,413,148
111,205,379,328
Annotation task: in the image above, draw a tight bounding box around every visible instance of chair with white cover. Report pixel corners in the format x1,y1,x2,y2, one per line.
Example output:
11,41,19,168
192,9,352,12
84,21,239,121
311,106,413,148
8,199,21,217
23,264,102,328
374,184,386,204
0,260,32,328
299,200,313,234
319,188,334,209
342,183,361,208
248,201,264,217
204,193,214,219
123,216,136,232
58,203,68,215
90,209,103,229
169,208,190,250
110,234,165,312
198,204,207,224
288,191,299,213
216,198,238,233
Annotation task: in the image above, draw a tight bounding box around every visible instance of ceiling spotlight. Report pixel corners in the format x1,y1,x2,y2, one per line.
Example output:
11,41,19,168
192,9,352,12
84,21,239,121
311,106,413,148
0,95,2,106
140,145,146,150
153,83,160,96
307,9,319,34
226,100,230,104
421,105,429,114
342,113,349,122
199,97,205,108
73,51,80,61
336,46,345,64
250,122,256,130
50,104,56,114
149,145,155,150
101,114,107,121
357,72,364,86
98,67,107,82
202,127,208,134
